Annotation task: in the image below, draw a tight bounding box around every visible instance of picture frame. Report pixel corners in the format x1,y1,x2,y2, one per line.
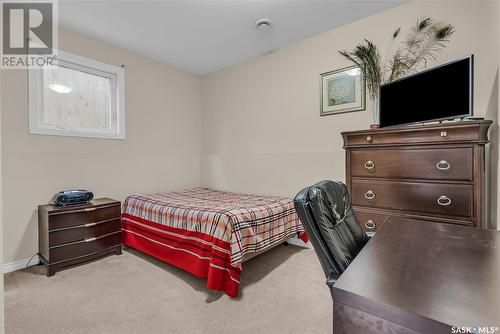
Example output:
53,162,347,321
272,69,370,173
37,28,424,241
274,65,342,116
320,65,365,116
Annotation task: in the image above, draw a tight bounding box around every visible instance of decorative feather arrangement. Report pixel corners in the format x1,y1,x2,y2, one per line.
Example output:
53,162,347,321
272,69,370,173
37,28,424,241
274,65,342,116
339,17,455,100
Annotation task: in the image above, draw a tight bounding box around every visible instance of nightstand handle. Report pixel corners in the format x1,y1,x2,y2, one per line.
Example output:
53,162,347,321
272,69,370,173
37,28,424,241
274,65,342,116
84,208,96,212
84,237,96,242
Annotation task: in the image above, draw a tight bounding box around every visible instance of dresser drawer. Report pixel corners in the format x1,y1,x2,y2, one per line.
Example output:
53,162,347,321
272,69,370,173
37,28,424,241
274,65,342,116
350,147,473,181
354,211,388,232
354,210,443,233
49,204,121,230
49,231,121,263
49,219,121,246
343,124,483,147
351,180,473,218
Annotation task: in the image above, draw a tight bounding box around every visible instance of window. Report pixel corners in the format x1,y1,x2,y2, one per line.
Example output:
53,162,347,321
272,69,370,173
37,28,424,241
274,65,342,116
29,51,125,139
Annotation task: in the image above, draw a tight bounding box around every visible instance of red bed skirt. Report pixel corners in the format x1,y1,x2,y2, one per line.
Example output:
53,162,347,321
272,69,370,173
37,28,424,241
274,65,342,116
122,213,241,297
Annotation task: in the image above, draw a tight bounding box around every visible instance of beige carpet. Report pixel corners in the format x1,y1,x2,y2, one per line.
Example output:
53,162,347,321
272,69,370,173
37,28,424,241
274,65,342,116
5,245,331,334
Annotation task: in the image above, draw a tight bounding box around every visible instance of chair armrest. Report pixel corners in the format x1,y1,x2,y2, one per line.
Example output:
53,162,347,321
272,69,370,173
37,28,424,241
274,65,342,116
326,273,340,299
326,273,340,287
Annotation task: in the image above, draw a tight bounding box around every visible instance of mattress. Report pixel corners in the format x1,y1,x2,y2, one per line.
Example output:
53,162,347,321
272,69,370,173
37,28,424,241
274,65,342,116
122,187,307,297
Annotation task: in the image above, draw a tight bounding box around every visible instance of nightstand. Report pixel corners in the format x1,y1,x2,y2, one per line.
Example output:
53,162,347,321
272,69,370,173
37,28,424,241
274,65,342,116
38,198,122,276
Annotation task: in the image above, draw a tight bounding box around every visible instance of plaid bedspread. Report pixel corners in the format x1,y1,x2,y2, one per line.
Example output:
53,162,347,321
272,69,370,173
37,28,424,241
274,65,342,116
122,187,307,296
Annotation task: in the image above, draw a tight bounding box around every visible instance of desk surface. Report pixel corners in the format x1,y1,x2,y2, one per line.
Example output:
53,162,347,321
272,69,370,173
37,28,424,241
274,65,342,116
332,220,500,333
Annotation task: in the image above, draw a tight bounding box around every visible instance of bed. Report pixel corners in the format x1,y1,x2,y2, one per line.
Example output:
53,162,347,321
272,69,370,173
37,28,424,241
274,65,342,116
121,187,308,297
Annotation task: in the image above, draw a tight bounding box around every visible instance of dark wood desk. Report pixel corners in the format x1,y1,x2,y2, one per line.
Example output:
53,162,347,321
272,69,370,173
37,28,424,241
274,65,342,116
331,220,500,334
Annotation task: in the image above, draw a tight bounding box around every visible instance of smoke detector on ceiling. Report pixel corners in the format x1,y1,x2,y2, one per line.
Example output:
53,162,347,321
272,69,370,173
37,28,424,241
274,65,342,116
255,19,272,31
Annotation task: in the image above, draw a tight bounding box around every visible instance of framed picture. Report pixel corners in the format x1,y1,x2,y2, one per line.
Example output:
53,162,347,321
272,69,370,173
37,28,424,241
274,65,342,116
320,65,365,116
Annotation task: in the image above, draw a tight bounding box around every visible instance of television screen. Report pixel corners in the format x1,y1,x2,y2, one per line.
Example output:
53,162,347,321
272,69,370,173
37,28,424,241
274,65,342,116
379,56,473,128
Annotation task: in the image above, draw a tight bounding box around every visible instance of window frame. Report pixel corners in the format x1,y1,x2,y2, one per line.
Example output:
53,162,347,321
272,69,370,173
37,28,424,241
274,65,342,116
28,50,126,140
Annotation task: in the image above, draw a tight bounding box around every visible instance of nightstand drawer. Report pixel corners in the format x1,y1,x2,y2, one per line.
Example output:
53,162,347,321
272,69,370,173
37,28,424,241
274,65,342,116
49,231,121,263
351,180,473,218
49,204,121,230
350,147,473,181
49,218,121,246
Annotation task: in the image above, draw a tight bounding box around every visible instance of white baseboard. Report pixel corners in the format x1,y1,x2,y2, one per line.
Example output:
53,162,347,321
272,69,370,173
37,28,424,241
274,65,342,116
4,255,40,273
286,236,312,249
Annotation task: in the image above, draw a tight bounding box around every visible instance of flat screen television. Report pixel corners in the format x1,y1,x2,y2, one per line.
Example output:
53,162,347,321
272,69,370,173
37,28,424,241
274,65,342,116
379,55,473,128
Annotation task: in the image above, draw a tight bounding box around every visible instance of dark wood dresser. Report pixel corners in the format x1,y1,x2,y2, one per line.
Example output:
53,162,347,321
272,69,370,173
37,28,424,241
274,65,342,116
38,198,122,276
342,120,492,232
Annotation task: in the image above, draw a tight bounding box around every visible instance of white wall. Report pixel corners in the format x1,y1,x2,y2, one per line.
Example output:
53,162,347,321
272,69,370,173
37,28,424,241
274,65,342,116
483,0,500,231
202,0,500,229
496,0,500,230
1,28,203,263
0,60,5,333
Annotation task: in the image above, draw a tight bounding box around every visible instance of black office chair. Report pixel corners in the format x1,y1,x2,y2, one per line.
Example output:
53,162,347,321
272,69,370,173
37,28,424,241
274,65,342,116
294,180,369,295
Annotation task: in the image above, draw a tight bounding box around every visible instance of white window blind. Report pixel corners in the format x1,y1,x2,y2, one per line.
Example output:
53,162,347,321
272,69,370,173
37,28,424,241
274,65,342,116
29,50,125,139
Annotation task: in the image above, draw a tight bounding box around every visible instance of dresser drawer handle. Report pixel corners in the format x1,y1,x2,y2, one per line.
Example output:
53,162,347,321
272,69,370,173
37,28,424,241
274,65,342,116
364,220,376,229
437,195,452,206
436,160,451,171
364,190,376,200
364,160,375,170
84,237,96,243
84,208,96,212
84,223,96,228
366,136,372,142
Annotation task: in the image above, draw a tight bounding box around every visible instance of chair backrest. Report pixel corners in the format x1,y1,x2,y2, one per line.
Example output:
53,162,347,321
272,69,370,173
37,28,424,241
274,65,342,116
294,180,368,279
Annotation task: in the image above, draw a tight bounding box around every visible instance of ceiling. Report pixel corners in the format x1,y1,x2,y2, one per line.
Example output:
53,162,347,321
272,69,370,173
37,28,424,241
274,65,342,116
59,0,409,75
